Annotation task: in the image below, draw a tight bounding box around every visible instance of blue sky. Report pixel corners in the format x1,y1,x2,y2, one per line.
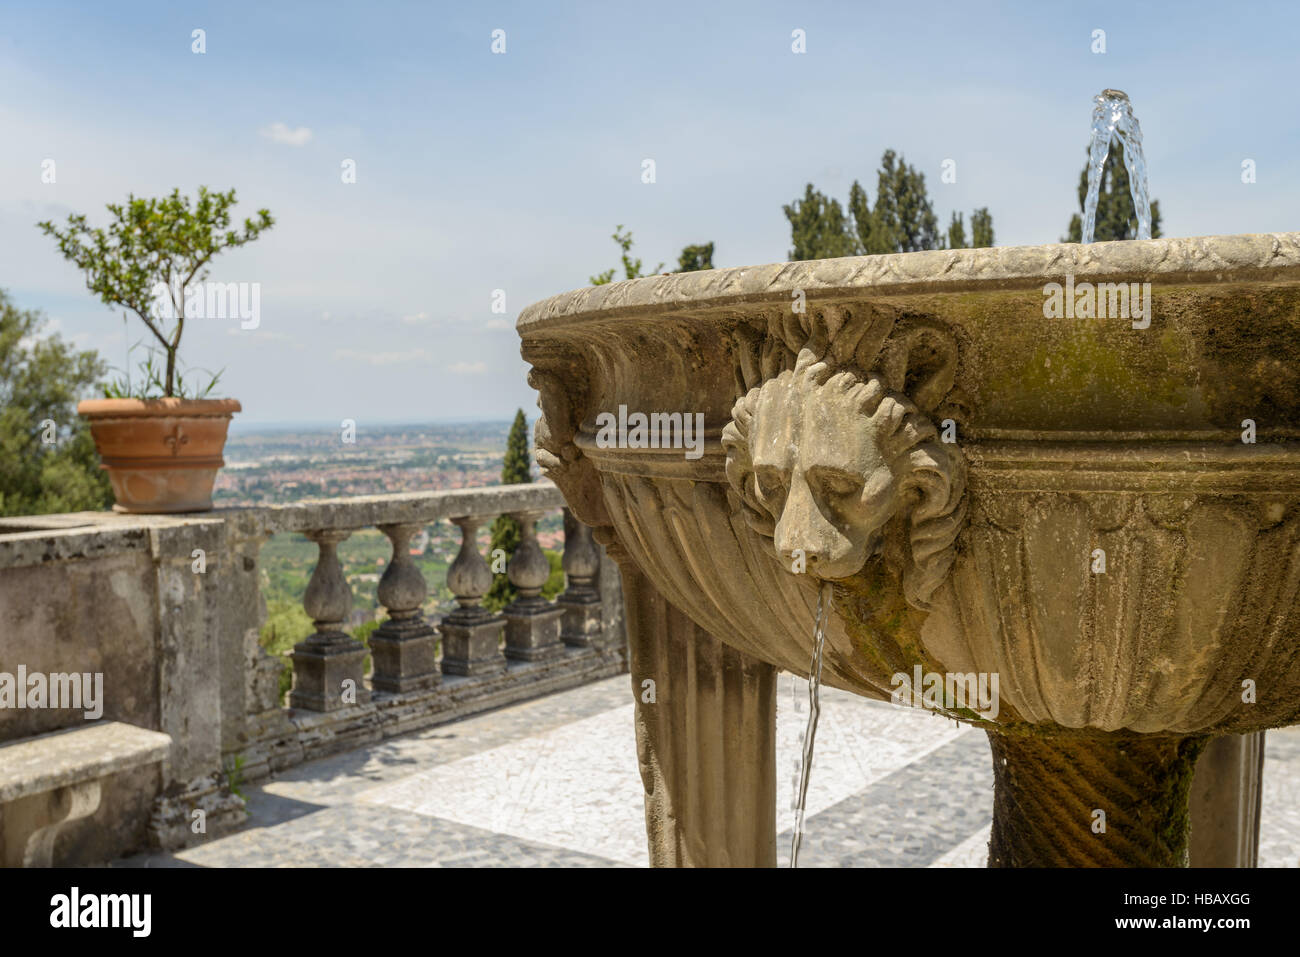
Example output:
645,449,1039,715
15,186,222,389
2,0,1297,424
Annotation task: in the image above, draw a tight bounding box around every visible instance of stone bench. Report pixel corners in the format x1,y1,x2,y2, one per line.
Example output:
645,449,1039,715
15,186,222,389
0,722,172,867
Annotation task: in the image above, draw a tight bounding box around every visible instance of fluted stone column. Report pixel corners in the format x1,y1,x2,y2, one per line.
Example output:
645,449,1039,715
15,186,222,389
503,510,564,662
440,516,507,677
557,509,602,648
290,528,370,711
622,564,778,867
1189,732,1265,867
369,522,439,693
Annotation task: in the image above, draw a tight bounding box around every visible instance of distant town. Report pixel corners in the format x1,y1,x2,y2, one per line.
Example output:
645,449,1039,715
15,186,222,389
215,420,518,505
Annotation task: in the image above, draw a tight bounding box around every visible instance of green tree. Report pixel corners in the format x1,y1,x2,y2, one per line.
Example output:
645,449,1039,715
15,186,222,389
38,187,274,397
949,207,995,249
947,211,968,250
846,180,885,254
1063,146,1162,242
787,150,995,259
590,225,664,285
484,409,533,610
783,184,859,260
676,242,715,272
971,207,995,248
259,597,313,705
871,150,942,253
0,290,114,517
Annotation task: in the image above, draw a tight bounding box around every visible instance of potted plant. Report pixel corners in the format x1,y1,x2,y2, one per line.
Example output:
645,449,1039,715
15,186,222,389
38,187,273,513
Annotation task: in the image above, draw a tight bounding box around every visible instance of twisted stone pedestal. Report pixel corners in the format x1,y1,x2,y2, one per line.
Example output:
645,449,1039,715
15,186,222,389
987,731,1207,868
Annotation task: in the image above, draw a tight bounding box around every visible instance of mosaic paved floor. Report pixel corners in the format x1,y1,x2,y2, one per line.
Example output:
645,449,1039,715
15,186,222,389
116,674,1300,868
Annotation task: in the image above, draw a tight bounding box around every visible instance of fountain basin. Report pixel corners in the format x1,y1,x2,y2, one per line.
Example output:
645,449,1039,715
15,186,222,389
520,233,1300,865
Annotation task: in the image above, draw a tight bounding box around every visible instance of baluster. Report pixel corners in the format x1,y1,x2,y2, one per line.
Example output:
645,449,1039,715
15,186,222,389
503,510,565,662
558,509,603,648
290,528,370,711
440,515,507,676
369,522,439,693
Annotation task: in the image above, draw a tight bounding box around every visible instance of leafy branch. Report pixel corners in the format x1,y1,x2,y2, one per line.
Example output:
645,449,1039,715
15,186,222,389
37,187,273,398
589,225,664,286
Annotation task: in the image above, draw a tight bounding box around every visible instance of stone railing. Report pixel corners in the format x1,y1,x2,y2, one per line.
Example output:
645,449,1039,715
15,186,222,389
0,482,626,865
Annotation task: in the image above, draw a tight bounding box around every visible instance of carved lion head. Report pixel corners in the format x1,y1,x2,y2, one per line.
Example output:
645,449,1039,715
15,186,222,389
722,345,965,610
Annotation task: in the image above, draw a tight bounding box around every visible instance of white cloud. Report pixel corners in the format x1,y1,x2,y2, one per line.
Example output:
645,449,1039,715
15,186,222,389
485,318,511,330
448,360,487,374
401,311,431,325
260,122,313,147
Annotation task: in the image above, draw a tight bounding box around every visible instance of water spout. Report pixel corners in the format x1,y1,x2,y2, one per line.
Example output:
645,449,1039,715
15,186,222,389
1081,89,1151,244
790,581,833,868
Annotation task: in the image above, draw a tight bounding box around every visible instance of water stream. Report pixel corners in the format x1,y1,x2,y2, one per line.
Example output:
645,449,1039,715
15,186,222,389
790,581,833,868
1081,89,1151,243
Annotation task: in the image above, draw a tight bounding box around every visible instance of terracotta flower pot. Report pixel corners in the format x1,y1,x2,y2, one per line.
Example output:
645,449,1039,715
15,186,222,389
76,398,242,513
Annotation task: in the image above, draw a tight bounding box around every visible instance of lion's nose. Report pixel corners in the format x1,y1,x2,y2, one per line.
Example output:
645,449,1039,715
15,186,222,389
774,476,849,572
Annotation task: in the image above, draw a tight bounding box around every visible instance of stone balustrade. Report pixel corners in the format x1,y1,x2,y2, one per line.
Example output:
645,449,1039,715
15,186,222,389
0,481,626,865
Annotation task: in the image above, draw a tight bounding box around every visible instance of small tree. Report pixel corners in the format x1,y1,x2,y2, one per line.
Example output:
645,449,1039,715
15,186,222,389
676,242,715,272
484,410,533,610
38,187,274,398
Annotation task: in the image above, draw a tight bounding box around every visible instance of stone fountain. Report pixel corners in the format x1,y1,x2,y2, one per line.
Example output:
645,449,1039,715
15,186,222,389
519,233,1300,866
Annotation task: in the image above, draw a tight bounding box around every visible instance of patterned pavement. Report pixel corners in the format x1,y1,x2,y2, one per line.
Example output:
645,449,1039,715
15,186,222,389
116,674,1300,868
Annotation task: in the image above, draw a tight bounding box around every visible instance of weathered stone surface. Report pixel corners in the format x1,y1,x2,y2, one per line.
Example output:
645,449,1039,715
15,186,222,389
291,528,370,712
0,722,171,867
559,596,602,648
370,522,440,693
148,772,247,852
987,731,1205,867
1189,732,1265,867
504,605,565,662
0,722,171,803
623,566,777,866
503,510,565,662
221,482,565,534
440,613,507,677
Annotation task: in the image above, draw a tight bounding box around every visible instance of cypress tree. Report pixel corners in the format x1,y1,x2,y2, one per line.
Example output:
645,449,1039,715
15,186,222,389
970,207,994,248
1063,146,1162,242
783,184,859,260
872,150,942,253
947,211,968,250
484,409,532,610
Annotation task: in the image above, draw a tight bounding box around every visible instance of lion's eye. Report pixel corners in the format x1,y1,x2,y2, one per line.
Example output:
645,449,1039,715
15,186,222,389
754,467,787,506
809,468,862,500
